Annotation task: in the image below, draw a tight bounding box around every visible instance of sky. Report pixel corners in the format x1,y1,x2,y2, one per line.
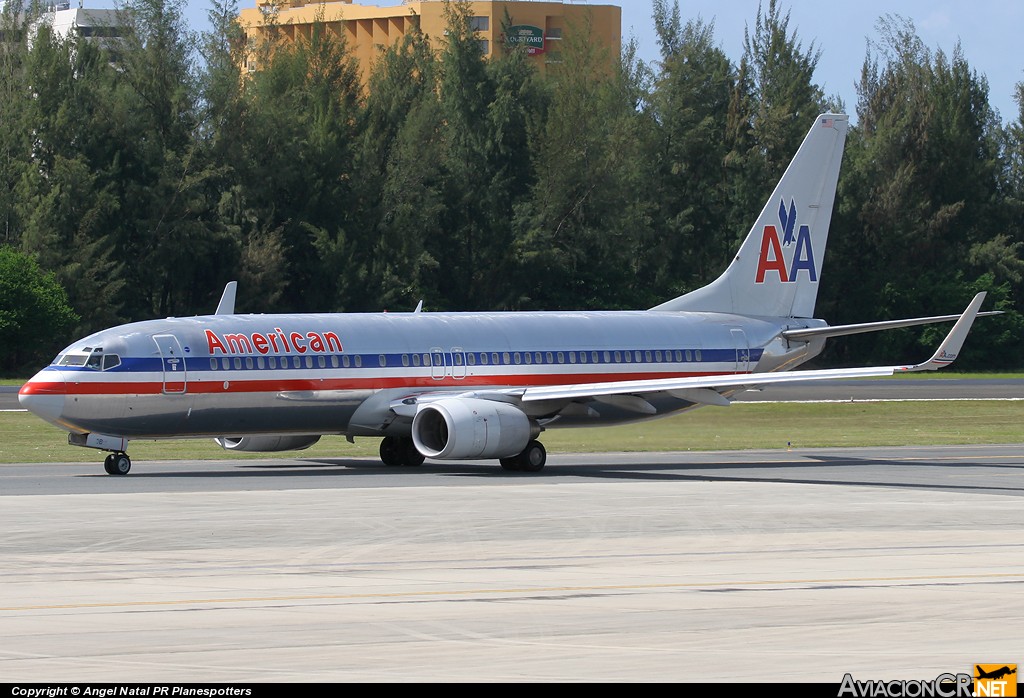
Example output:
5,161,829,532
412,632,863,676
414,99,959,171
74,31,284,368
167,0,1022,123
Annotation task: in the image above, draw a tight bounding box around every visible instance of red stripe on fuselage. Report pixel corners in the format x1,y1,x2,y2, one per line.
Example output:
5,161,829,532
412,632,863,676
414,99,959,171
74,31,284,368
40,370,749,396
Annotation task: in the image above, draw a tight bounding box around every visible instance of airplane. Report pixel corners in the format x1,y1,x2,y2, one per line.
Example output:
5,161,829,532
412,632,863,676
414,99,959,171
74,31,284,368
19,113,998,475
976,666,1017,681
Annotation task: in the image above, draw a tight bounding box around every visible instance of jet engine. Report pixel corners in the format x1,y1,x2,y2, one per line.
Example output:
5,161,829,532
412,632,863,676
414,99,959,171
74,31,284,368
214,435,321,452
411,398,533,460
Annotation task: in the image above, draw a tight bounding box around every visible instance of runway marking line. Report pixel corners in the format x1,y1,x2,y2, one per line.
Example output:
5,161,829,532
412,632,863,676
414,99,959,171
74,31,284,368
3,571,1023,613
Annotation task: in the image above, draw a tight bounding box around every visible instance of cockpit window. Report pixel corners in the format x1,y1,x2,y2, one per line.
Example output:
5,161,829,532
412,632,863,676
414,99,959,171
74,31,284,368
57,348,118,370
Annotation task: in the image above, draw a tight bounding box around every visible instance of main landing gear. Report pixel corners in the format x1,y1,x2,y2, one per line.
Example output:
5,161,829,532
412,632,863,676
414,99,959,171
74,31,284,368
379,436,426,467
500,440,547,473
378,436,548,472
102,452,132,475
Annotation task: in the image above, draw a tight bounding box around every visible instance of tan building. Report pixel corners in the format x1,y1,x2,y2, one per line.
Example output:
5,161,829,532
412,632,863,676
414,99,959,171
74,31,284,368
238,0,621,85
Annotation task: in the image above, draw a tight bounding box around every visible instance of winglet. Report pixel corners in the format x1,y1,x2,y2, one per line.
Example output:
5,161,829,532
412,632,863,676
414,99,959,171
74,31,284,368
898,292,986,372
215,281,237,315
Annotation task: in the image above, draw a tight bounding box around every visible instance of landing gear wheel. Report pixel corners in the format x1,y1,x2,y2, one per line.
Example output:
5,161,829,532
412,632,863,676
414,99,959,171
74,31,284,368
520,440,546,473
106,452,131,475
500,440,547,473
401,438,425,467
379,437,403,466
499,456,522,472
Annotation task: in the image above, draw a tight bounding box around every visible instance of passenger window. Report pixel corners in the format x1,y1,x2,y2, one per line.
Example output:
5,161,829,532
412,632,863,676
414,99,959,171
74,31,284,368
655,351,662,362
495,353,502,365
210,358,218,370
454,353,463,366
234,358,242,369
305,356,313,368
685,350,692,362
293,356,301,368
524,352,532,365
246,357,253,369
354,355,362,368
318,356,325,368
535,352,542,364
503,352,510,365
342,355,350,368
222,357,230,369
331,356,338,368
468,353,476,366
557,352,564,364
546,352,553,364
695,350,702,362
624,351,632,363
614,351,621,363
514,353,521,365
269,356,277,369
379,354,387,367
480,353,488,365
413,353,421,367
402,354,410,367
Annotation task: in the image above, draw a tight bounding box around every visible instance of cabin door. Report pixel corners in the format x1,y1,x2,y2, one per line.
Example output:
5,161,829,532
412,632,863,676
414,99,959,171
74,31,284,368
153,334,188,394
730,328,750,374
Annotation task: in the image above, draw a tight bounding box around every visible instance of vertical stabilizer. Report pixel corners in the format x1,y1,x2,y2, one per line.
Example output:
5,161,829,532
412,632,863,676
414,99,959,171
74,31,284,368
651,114,849,318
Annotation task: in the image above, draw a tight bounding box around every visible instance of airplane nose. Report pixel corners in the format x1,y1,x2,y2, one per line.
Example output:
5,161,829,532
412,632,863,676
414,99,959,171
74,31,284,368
19,373,66,423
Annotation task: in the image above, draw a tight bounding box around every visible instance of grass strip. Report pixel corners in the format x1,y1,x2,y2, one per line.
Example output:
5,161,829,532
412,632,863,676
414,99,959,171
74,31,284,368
2,400,1022,464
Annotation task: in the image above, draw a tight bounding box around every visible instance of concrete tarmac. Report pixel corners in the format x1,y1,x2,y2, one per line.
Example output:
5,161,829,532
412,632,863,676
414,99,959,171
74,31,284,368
2,446,1023,682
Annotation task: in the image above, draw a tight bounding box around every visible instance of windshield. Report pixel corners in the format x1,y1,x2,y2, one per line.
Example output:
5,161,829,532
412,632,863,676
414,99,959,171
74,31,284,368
56,348,119,370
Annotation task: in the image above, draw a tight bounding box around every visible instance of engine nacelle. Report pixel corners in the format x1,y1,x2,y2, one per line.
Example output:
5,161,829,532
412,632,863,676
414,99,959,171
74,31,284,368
412,398,532,460
214,435,321,452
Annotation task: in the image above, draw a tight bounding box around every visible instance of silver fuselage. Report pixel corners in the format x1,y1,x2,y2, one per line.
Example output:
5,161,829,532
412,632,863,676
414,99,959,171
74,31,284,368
20,310,824,441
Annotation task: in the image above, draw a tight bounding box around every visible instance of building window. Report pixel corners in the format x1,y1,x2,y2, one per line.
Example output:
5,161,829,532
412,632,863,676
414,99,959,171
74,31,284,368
470,16,489,32
545,27,562,40
478,39,489,55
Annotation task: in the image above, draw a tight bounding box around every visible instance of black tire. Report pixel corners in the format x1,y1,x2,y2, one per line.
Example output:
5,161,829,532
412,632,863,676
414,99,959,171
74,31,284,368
112,453,131,475
401,438,425,467
499,456,522,472
520,440,546,473
103,453,116,475
379,437,403,466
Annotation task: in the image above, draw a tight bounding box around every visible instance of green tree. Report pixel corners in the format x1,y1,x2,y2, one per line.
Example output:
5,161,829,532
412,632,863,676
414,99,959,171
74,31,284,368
512,12,653,309
733,0,826,224
821,16,1023,367
646,3,738,297
0,247,78,373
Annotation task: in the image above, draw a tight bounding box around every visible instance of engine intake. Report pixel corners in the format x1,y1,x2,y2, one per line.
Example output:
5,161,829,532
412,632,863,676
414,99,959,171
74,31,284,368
412,398,532,460
214,435,321,452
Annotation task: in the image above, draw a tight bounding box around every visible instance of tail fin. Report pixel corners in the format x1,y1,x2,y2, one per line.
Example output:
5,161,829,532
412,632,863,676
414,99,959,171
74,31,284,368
651,113,849,318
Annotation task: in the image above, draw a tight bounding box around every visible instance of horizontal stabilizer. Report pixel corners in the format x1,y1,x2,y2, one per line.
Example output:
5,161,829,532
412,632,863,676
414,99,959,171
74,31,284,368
783,306,1000,342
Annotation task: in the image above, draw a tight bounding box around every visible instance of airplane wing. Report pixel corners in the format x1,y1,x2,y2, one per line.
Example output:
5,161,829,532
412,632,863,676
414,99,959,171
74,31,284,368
516,292,987,405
